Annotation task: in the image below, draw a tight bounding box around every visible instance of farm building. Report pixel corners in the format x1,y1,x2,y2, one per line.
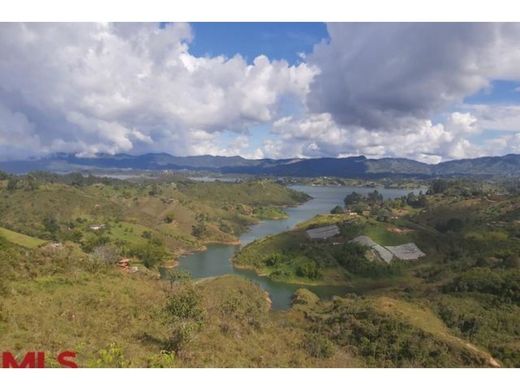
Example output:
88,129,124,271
350,235,394,263
350,235,426,263
386,243,425,260
306,224,340,240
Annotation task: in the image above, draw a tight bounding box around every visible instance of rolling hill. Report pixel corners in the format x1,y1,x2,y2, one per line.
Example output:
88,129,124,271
2,152,520,178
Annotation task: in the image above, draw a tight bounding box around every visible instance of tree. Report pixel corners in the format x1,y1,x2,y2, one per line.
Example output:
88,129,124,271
6,177,18,191
131,242,168,269
330,205,344,214
437,218,464,233
367,190,383,206
376,208,392,222
164,268,192,288
191,221,207,239
430,179,450,194
164,285,205,353
344,192,363,207
296,258,321,279
42,215,60,237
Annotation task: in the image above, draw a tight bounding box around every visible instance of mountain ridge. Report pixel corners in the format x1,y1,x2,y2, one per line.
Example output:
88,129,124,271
1,152,520,178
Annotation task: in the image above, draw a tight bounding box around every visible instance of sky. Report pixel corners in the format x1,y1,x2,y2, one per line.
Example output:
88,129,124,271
1,22,520,163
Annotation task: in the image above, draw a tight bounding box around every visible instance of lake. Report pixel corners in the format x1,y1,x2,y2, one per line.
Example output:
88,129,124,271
177,185,421,309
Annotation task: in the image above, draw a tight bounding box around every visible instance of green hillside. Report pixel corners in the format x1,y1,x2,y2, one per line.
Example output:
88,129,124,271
0,226,46,248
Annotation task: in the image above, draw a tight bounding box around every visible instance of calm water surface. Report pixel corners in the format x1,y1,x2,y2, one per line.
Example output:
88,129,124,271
178,185,421,309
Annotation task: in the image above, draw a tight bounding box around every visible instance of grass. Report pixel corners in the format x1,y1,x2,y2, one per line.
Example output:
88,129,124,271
175,275,358,367
373,297,500,367
108,222,153,246
295,213,357,229
361,222,411,246
0,226,46,248
0,272,170,367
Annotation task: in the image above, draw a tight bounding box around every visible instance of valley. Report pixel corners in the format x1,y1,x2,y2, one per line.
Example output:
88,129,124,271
0,171,519,367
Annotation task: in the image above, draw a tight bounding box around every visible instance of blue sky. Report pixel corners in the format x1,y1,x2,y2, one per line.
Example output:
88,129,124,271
185,22,329,157
465,80,520,105
189,22,329,64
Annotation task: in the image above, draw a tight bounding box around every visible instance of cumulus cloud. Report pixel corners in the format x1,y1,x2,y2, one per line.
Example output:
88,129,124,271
2,22,520,163
466,104,520,132
262,23,520,162
0,23,315,160
307,23,520,131
269,112,483,163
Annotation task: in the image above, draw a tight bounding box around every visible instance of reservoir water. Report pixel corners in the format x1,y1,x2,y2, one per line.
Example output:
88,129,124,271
177,185,420,309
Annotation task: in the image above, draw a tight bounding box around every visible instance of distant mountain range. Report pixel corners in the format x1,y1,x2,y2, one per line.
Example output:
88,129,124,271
2,152,520,178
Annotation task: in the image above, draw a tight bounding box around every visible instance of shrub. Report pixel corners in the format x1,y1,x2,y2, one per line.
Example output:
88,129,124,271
88,343,130,368
296,258,321,280
130,241,168,269
164,286,204,323
302,333,335,358
164,285,205,353
292,288,319,306
330,205,344,214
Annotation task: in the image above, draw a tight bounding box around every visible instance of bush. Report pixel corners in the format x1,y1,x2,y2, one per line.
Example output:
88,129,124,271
445,267,520,303
330,205,344,214
130,241,168,269
292,288,319,306
264,253,286,267
303,333,335,358
296,258,321,280
88,343,130,368
335,242,400,278
344,192,363,207
164,286,204,323
164,285,205,353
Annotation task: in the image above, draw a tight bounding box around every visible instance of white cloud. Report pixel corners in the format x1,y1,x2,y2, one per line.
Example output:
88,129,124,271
2,22,520,163
307,23,520,131
268,112,483,162
465,104,520,132
0,23,316,160
257,23,520,162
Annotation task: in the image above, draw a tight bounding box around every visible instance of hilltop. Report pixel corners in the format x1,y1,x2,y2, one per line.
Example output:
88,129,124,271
3,153,520,178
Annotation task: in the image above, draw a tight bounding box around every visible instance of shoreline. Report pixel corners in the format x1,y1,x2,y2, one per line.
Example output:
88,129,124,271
232,261,349,287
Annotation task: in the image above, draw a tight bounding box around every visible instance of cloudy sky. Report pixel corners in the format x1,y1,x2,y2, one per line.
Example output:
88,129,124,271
1,22,520,163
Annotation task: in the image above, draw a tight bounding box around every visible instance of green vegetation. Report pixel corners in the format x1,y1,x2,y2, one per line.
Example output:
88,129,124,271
0,226,46,248
1,174,519,367
233,212,410,285
0,174,307,269
294,295,495,367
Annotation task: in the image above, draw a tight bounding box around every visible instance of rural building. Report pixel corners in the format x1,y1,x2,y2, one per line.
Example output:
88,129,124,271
350,235,394,263
306,224,340,240
386,243,425,261
350,235,425,263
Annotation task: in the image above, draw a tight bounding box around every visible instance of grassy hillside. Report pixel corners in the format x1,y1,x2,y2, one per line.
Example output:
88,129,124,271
1,174,519,367
0,175,308,265
0,226,46,248
233,213,416,286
